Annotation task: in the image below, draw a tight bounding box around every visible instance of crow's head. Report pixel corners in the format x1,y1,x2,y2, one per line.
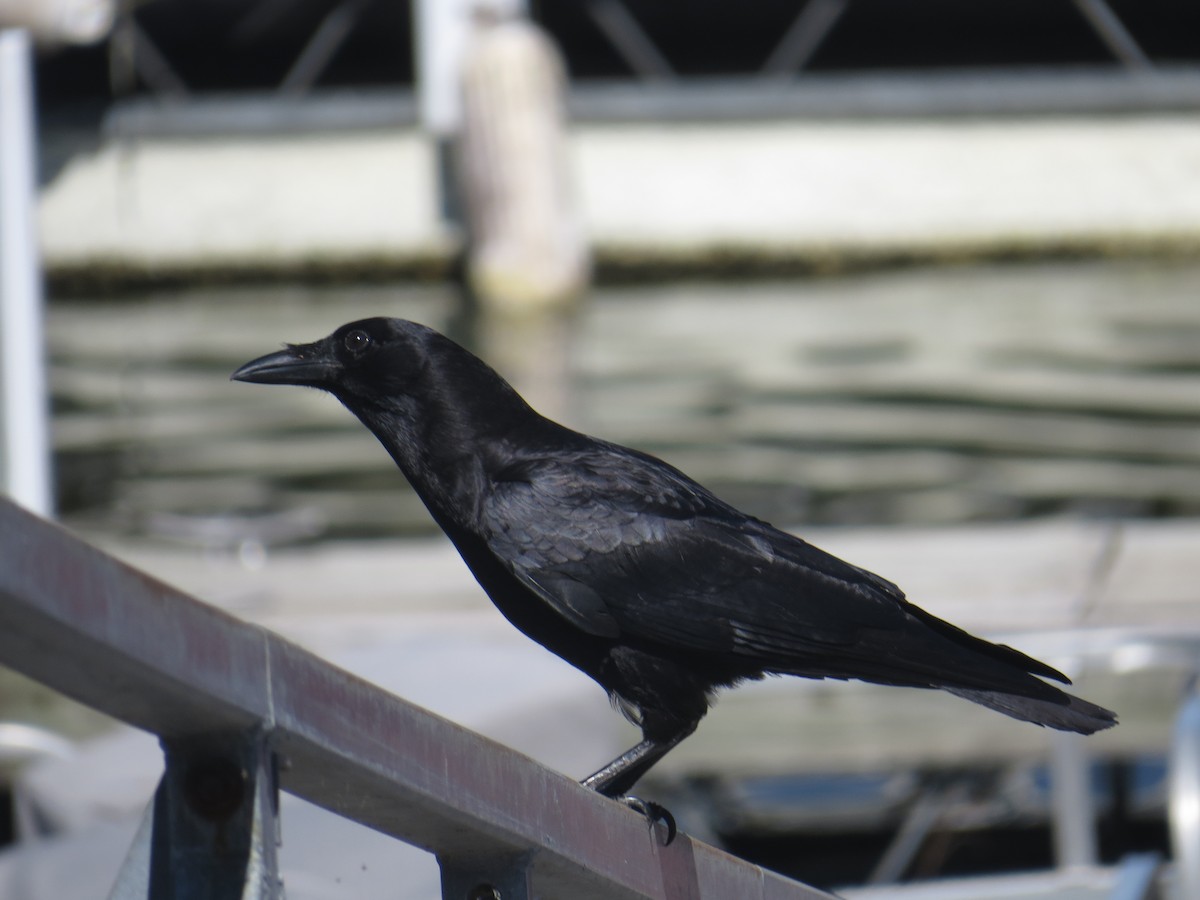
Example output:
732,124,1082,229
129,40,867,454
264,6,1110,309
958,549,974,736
232,317,538,459
231,318,438,399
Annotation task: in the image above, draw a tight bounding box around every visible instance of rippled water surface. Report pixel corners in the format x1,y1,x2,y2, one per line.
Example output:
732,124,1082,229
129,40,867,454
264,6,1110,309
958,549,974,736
48,259,1200,546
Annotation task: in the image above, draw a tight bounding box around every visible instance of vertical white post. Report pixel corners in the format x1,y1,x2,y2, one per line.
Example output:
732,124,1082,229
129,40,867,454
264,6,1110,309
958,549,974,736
413,0,529,136
414,0,470,138
0,29,53,517
1050,731,1097,870
412,0,528,223
457,11,589,317
1170,685,1200,900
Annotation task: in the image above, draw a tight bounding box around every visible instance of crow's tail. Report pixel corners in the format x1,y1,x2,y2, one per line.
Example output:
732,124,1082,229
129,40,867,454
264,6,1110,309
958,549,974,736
946,686,1117,735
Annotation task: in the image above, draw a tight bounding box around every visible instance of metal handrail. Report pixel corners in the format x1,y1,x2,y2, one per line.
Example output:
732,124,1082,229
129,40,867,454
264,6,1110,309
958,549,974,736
0,497,833,899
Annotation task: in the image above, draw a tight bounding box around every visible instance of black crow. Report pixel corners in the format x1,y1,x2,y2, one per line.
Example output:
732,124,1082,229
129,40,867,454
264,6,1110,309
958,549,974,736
233,318,1116,811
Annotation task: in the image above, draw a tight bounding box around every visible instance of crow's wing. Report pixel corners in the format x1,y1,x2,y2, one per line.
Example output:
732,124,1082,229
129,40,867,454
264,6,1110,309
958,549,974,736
480,445,1068,692
481,447,912,657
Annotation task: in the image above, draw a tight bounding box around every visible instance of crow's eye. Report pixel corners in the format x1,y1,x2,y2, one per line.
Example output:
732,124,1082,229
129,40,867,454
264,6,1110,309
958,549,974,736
344,330,372,354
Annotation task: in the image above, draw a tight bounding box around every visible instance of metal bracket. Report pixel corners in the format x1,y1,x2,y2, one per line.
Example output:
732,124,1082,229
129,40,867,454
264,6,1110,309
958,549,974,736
439,852,534,900
109,729,281,899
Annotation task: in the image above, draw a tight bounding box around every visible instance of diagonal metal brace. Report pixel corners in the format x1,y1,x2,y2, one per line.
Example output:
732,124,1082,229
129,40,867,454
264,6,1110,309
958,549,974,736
111,729,282,899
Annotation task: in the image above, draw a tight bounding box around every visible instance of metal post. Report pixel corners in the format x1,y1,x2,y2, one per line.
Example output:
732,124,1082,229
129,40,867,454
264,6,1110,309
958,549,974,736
1050,731,1097,870
440,852,534,900
1170,684,1200,900
414,0,529,137
147,730,281,899
413,0,528,227
0,29,53,517
109,730,283,899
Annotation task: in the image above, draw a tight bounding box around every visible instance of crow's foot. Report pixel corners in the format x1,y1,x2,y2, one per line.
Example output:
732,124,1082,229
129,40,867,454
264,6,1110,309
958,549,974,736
619,795,676,845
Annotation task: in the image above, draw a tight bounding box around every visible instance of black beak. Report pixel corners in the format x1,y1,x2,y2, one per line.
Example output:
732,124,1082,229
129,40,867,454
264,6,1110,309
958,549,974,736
231,342,335,387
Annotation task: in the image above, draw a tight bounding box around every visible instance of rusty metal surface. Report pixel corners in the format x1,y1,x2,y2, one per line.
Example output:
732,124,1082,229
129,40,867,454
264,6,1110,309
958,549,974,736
0,501,270,737
0,499,833,900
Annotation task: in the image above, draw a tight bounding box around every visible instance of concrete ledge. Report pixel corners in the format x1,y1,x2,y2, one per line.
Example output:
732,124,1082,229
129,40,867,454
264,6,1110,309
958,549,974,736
38,116,1200,285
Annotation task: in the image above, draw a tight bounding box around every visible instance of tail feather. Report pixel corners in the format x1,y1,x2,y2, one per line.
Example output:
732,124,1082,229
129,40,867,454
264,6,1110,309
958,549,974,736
947,686,1118,735
902,600,1073,685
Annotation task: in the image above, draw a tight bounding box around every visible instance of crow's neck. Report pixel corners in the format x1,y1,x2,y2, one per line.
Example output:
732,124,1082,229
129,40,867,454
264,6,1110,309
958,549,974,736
348,376,543,527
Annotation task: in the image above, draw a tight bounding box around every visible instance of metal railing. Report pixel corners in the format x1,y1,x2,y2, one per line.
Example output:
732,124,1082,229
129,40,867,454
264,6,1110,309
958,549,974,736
102,0,1161,101
0,497,834,899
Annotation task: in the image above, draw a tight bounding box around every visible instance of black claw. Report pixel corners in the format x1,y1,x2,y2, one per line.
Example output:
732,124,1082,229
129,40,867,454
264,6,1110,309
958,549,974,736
620,795,677,845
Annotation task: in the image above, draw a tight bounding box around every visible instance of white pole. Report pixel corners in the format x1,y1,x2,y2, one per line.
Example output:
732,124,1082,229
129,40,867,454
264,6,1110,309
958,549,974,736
1050,730,1097,870
414,0,470,137
1171,685,1200,900
413,0,528,224
0,28,53,517
413,0,529,136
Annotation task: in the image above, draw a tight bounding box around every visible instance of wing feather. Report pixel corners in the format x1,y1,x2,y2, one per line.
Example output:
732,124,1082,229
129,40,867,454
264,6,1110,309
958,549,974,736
480,446,902,657
479,446,1074,698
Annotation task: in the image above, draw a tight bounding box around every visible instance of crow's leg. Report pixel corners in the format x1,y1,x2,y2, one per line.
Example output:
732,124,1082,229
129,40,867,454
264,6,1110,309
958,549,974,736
582,731,693,845
582,739,658,797
585,648,713,842
582,734,687,798
588,647,707,796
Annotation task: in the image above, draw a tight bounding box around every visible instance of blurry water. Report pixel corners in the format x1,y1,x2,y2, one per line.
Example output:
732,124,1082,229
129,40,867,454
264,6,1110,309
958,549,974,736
47,258,1200,547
